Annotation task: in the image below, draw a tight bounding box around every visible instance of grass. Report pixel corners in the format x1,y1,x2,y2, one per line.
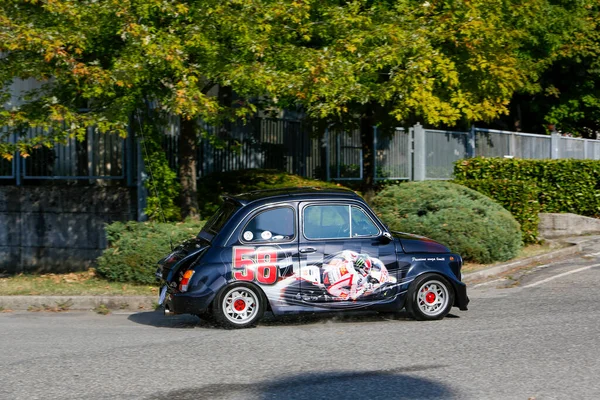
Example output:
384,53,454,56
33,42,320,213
462,241,566,274
0,269,158,296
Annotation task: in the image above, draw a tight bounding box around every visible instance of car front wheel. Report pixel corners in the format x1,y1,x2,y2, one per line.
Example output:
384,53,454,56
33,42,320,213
406,274,454,321
212,283,265,329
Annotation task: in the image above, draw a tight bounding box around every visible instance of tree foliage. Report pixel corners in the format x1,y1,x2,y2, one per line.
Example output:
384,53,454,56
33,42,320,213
1,1,598,198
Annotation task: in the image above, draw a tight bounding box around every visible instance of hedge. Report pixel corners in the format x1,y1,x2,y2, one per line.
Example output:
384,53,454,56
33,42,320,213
454,179,541,244
454,158,600,217
96,220,205,284
371,181,522,264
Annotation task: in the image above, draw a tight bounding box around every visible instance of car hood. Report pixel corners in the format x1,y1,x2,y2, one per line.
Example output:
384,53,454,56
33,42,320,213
391,231,451,254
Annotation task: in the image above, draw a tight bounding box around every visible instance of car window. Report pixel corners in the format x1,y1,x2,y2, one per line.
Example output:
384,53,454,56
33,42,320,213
200,200,240,239
241,207,295,242
304,205,380,239
351,206,380,237
304,205,350,239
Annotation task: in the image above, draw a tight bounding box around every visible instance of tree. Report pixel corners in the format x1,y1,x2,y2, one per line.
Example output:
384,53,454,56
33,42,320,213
0,0,279,218
256,0,597,194
2,0,596,207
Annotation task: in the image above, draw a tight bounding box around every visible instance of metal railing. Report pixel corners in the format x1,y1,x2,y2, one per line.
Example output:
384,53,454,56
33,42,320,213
3,118,600,186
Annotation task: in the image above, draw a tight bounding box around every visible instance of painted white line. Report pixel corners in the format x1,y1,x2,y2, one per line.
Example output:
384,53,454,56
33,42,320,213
471,279,506,289
583,251,600,257
523,263,600,288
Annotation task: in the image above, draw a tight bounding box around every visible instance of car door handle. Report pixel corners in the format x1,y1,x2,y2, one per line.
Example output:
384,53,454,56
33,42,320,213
299,247,317,254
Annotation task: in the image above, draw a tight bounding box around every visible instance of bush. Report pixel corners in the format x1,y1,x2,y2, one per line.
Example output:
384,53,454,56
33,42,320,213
454,179,541,244
197,169,346,218
371,181,522,264
96,220,205,284
454,158,600,217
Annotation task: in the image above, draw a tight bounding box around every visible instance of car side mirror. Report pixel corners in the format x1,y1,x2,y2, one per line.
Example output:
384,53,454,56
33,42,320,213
379,232,393,243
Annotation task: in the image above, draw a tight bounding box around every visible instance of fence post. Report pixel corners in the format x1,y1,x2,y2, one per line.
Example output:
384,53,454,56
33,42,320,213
551,132,561,159
324,128,331,182
15,150,21,186
136,137,148,222
509,132,516,157
467,126,476,158
373,125,378,182
413,123,426,181
584,139,589,159
125,121,134,187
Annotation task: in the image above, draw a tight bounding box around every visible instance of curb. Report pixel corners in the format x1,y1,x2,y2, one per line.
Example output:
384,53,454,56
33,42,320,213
0,295,155,312
1,236,597,312
462,238,590,284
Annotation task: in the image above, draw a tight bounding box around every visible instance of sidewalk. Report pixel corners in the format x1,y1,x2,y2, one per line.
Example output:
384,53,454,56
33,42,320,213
2,235,599,312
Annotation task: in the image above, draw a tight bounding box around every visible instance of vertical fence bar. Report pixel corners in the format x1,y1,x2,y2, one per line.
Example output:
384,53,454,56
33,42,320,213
468,126,476,158
373,125,377,182
551,132,561,159
509,132,516,157
15,149,21,186
325,128,330,181
413,123,426,181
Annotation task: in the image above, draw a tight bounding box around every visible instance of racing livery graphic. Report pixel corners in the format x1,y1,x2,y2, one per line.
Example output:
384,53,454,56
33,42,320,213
230,247,397,307
280,250,397,305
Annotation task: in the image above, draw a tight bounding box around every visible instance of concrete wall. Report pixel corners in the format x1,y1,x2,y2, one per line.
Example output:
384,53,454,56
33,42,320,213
0,186,135,274
539,213,600,239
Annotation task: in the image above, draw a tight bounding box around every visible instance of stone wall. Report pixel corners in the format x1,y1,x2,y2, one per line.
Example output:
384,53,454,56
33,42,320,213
538,213,600,239
0,186,136,274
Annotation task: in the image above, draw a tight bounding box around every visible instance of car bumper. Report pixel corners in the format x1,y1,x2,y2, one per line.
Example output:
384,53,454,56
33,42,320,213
163,289,215,315
454,282,469,311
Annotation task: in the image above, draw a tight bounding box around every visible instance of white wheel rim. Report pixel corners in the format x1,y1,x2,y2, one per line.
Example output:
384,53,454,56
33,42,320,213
222,287,259,325
416,280,449,317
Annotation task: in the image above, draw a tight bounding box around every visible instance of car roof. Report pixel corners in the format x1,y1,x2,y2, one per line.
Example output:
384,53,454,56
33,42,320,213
225,187,362,206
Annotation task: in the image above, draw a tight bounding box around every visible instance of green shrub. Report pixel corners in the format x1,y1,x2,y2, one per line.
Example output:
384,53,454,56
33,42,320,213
454,158,600,217
197,169,346,218
454,179,541,244
371,181,522,264
96,220,205,284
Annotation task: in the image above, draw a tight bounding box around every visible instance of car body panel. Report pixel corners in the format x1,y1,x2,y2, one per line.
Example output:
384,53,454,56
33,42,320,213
157,188,469,318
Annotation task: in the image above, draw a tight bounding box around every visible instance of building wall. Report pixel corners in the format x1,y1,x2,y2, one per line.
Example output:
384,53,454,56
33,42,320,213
0,186,135,274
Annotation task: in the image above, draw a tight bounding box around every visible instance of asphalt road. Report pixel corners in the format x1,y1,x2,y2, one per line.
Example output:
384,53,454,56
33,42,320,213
2,247,600,400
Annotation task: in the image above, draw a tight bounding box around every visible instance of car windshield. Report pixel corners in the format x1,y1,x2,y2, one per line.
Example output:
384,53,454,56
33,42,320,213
198,200,240,241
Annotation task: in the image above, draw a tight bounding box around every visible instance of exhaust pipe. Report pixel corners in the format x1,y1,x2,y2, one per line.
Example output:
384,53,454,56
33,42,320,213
164,305,175,316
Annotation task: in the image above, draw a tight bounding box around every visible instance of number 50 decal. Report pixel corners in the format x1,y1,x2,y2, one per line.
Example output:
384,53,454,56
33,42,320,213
233,247,279,285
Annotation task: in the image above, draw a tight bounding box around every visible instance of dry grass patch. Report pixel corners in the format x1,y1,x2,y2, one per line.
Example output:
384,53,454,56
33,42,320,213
0,269,158,296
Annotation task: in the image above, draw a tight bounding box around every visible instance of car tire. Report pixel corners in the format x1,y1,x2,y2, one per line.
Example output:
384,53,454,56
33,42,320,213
195,309,214,322
406,273,454,321
212,282,265,329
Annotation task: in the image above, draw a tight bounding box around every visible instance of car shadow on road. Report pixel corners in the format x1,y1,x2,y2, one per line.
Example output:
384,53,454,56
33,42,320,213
145,366,455,399
126,309,455,329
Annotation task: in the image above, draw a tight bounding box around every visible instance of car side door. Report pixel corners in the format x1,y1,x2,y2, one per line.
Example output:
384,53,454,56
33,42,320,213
298,201,399,305
229,204,300,308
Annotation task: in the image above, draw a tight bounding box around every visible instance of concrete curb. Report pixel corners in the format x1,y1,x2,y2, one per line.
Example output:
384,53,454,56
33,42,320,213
1,236,597,312
0,295,155,312
462,239,588,284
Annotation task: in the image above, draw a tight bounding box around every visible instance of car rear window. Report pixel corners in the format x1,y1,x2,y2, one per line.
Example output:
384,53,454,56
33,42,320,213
200,201,240,239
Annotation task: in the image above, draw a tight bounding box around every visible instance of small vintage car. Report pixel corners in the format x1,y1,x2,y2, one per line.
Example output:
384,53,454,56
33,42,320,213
156,188,469,328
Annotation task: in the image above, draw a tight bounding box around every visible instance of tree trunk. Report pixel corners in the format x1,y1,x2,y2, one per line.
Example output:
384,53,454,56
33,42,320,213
179,118,199,219
360,112,376,203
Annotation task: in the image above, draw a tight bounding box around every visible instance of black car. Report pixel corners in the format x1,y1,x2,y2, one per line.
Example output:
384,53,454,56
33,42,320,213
156,187,469,328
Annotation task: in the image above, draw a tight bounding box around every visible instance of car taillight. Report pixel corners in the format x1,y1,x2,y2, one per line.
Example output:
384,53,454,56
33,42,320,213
179,270,195,292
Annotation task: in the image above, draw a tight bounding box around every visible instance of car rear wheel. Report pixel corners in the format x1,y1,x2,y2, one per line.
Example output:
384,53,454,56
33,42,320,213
212,283,265,329
406,274,454,321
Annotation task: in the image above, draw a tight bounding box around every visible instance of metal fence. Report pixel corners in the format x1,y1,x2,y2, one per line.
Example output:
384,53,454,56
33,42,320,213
375,128,411,181
3,118,600,186
1,128,127,184
415,126,600,180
